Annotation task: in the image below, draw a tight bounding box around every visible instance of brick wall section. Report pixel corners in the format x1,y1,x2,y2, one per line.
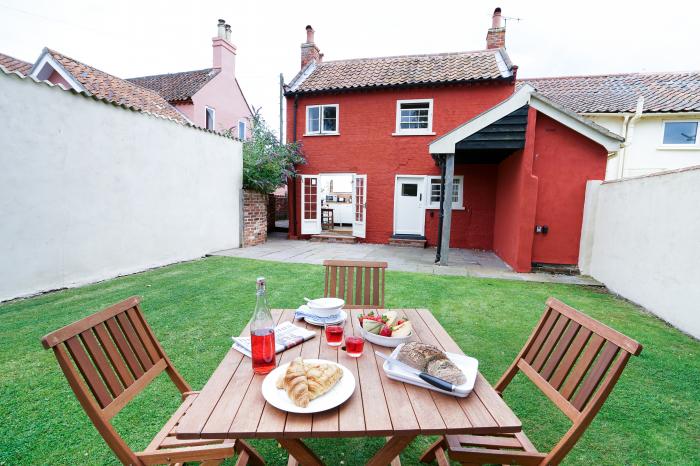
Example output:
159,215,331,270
243,189,268,246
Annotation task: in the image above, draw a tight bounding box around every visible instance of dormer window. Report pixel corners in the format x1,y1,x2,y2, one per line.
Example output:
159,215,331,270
205,107,215,130
394,99,434,136
306,104,338,135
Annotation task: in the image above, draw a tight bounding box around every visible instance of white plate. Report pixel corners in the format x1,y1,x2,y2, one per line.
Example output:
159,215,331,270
261,359,356,414
382,343,479,397
303,309,347,326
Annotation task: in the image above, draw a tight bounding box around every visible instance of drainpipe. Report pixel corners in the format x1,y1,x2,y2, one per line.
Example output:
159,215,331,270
289,94,299,238
617,96,644,179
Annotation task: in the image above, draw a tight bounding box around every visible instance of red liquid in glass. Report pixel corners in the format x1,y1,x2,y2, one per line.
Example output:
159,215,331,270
345,336,364,357
251,328,276,374
325,325,344,346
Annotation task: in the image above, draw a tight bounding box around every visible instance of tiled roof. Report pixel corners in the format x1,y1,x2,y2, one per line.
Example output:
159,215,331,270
127,68,220,102
520,72,700,113
287,49,514,94
0,52,32,76
46,49,188,123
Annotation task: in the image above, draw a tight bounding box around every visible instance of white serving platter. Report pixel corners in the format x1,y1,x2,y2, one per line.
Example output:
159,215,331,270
261,359,356,414
382,343,478,397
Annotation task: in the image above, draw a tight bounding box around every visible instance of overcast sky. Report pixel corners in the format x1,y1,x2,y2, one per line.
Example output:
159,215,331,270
2,0,699,137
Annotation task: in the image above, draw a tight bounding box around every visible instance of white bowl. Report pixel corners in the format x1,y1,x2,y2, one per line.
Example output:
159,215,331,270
360,327,413,348
306,298,345,317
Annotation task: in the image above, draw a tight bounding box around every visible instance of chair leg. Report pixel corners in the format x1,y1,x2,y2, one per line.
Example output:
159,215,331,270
434,447,451,466
419,437,448,463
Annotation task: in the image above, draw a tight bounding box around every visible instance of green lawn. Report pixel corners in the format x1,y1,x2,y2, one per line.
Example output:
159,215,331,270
0,256,698,465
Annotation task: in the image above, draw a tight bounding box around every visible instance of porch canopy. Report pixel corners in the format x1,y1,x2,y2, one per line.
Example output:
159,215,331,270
428,84,624,265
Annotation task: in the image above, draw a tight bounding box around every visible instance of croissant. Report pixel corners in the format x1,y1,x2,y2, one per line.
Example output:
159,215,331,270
305,361,343,400
276,357,310,407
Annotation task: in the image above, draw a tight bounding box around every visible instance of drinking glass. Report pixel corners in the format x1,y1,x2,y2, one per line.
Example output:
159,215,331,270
324,322,344,347
345,336,364,357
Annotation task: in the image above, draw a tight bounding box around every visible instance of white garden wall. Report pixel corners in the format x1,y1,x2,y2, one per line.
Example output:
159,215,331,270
579,166,700,338
0,70,242,302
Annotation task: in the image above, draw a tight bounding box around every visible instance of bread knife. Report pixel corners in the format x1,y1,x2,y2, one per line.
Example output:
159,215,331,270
375,351,456,392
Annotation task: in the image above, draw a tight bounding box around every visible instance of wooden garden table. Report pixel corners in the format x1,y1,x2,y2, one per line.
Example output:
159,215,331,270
176,309,522,465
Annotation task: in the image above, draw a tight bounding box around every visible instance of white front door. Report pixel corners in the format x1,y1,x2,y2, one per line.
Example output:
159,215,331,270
300,175,321,234
352,174,367,238
394,176,425,235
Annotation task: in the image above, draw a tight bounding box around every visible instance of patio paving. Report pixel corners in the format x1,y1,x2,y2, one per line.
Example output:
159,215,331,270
214,233,600,285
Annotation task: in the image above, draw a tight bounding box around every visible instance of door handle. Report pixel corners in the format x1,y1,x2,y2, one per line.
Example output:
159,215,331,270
419,193,422,202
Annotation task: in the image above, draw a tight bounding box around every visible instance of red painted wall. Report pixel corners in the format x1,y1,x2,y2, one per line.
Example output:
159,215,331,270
530,113,607,265
287,82,514,246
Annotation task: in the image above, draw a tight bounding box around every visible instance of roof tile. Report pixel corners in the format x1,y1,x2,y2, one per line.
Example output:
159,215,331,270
127,68,220,102
520,72,700,113
288,49,512,93
0,52,32,76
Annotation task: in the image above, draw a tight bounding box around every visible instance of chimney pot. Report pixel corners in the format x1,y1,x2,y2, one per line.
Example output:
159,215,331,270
492,7,502,28
217,19,226,39
486,7,506,49
300,25,321,69
305,25,315,43
225,24,231,42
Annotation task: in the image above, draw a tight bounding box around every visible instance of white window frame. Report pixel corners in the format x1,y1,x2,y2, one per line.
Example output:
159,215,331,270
659,120,699,149
205,106,216,130
238,119,247,140
305,104,339,135
426,175,464,210
394,98,435,136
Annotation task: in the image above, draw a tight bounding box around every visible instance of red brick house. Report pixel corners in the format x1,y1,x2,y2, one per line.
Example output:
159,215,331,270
285,9,624,272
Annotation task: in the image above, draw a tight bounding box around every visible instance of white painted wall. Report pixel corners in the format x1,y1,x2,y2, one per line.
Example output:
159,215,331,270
589,114,700,180
579,167,700,338
0,71,242,302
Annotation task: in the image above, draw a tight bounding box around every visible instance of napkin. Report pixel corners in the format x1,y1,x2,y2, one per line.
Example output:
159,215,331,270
294,305,343,322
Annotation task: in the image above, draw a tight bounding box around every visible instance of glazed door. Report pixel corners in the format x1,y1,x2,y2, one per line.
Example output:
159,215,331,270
352,174,367,238
393,176,425,235
300,175,321,234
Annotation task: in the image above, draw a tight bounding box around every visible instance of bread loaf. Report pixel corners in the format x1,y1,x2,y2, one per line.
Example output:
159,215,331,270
426,358,467,385
396,342,446,371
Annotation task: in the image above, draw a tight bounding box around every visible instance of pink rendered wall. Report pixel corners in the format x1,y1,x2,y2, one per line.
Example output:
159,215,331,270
191,77,251,135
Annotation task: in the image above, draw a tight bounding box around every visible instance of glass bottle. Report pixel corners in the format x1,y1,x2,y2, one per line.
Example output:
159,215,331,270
250,277,276,374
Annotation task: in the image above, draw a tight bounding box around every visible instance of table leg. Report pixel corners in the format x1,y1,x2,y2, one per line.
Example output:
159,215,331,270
278,438,325,466
366,435,416,466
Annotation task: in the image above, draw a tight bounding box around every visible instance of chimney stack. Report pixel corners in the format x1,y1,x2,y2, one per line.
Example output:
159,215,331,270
301,25,322,69
486,7,506,49
213,19,237,77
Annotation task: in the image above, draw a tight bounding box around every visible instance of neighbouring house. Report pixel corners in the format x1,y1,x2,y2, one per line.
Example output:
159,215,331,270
523,72,700,179
284,9,624,273
0,19,252,135
128,19,252,138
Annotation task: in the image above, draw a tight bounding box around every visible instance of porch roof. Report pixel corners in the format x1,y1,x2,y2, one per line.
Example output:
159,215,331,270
429,84,625,154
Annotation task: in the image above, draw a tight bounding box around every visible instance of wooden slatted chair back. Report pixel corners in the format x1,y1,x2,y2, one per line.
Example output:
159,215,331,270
495,297,642,465
323,260,388,309
41,297,190,465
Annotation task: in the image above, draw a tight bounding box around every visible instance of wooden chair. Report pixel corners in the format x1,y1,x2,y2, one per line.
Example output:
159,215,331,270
420,297,642,466
41,297,264,466
323,260,388,309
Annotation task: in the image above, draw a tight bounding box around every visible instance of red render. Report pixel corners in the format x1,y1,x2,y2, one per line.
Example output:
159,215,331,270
288,82,514,247
287,85,609,271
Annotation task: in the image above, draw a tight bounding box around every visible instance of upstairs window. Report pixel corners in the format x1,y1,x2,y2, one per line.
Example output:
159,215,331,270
662,121,698,145
238,120,247,140
205,107,215,130
395,99,434,135
428,176,463,209
306,104,338,135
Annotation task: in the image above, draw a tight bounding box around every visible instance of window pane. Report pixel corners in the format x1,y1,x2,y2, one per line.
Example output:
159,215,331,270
400,102,429,130
663,122,697,144
322,106,337,132
238,121,245,140
402,183,418,197
452,179,460,203
308,107,320,133
430,179,441,203
206,108,214,130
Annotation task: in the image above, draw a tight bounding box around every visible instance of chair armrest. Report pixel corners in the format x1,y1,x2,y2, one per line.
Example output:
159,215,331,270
137,443,235,465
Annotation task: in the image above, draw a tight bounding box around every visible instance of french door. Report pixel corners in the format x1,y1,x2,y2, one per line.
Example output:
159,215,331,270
352,174,367,238
300,175,321,234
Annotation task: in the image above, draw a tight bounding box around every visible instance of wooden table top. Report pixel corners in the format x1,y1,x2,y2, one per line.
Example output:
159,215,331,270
176,308,521,440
